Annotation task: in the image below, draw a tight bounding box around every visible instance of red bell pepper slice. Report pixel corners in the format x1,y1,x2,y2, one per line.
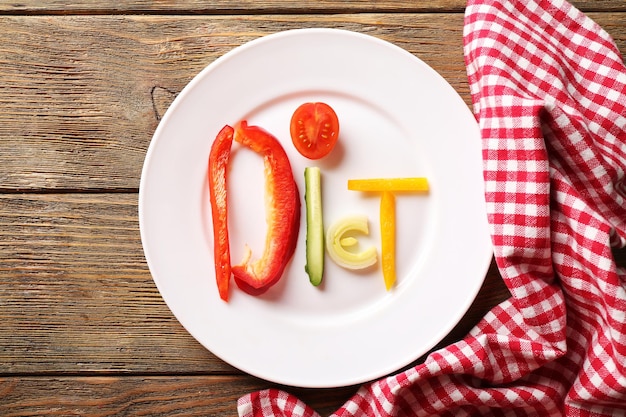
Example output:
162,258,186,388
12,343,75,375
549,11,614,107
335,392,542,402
208,124,234,301
208,121,300,300
230,121,301,295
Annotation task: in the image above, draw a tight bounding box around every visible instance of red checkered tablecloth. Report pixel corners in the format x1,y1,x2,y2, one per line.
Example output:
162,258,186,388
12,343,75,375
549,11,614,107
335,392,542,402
238,0,626,415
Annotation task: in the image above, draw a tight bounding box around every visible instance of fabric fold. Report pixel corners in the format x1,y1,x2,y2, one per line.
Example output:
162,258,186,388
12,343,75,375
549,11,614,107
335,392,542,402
238,1,626,415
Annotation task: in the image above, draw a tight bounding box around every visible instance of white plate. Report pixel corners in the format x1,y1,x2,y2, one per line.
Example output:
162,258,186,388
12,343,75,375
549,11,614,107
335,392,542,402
139,28,492,388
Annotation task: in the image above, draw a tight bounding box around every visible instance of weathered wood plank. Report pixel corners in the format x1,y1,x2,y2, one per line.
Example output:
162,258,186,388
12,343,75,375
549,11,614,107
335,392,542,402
0,193,510,374
2,13,624,192
0,0,624,13
0,375,357,417
0,193,229,374
0,13,472,191
0,14,463,191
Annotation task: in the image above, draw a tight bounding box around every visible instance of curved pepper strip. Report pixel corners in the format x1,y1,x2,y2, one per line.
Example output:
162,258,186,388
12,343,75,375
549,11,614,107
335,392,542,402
208,124,234,301
230,121,301,295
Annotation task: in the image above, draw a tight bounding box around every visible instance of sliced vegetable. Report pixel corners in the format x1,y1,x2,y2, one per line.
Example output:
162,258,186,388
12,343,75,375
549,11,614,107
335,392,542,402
326,215,377,270
348,177,429,192
340,237,358,247
349,176,429,291
304,167,324,286
290,102,340,160
208,124,234,302
380,191,396,291
230,121,301,296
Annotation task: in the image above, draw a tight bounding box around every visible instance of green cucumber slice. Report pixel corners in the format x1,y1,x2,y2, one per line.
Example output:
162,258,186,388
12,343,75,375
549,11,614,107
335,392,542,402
304,167,324,286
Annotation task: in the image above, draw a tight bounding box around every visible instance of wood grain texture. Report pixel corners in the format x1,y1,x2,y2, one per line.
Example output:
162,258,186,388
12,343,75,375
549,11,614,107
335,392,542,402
0,375,358,417
0,193,229,374
0,193,509,374
1,13,625,192
0,0,625,13
0,14,469,191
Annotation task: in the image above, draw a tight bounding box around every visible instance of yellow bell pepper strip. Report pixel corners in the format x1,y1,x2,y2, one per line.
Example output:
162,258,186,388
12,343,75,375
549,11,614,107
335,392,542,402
348,176,429,290
230,121,301,296
207,125,234,302
380,191,396,290
348,177,429,192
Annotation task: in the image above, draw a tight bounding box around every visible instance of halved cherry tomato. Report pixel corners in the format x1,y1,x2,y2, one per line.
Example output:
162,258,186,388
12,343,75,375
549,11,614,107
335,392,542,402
289,102,339,160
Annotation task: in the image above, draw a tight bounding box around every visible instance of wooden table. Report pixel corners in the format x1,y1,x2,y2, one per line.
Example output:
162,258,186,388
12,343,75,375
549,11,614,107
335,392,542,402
1,1,624,415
